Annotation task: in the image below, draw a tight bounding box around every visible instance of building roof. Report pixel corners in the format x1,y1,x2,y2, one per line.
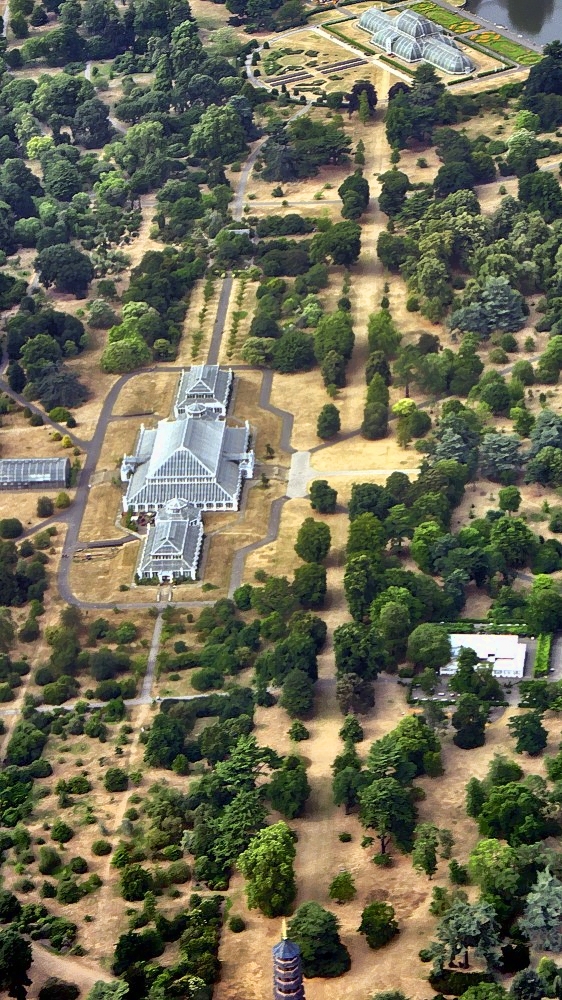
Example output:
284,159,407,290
0,457,69,485
138,499,203,578
175,365,232,413
395,8,443,37
273,939,301,961
358,5,475,73
422,38,474,73
444,633,526,678
125,414,251,509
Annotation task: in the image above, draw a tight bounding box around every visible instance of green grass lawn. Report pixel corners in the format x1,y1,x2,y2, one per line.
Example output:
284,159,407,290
470,30,542,64
409,2,475,31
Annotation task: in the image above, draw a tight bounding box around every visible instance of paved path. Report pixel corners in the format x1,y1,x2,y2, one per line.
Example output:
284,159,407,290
287,449,420,498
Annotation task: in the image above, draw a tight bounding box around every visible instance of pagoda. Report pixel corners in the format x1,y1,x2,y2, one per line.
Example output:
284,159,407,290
273,920,305,1000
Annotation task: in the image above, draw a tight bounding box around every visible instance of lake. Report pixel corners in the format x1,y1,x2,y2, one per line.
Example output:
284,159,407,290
465,0,559,46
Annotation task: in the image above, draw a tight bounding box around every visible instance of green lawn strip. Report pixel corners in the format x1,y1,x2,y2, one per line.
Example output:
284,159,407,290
469,32,541,64
409,1,474,31
534,633,553,677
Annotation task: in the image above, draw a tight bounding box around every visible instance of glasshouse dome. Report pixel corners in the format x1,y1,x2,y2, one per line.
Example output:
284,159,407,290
422,37,475,72
371,24,423,60
357,5,476,74
394,9,442,37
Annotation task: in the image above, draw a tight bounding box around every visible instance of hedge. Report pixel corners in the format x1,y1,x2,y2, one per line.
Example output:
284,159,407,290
429,971,493,996
534,633,552,677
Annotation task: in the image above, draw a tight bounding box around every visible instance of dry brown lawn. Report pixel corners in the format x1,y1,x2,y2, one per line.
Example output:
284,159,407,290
218,278,259,364
111,372,178,418
176,278,222,365
79,481,129,542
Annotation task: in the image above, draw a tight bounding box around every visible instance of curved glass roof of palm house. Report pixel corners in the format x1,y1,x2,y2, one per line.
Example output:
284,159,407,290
358,6,476,74
394,9,442,37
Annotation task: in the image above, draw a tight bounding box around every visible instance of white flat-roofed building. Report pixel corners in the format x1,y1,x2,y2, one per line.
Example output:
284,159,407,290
441,633,526,680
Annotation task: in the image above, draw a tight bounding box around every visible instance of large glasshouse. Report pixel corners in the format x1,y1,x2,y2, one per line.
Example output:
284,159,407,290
358,8,475,74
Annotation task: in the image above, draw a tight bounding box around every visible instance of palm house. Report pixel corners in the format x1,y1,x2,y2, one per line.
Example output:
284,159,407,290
358,7,475,74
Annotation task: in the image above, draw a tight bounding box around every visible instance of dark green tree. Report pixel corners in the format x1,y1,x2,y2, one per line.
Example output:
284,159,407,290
288,902,351,977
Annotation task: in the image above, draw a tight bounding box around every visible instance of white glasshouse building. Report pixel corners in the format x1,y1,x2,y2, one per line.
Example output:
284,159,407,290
358,8,475,74
137,498,204,582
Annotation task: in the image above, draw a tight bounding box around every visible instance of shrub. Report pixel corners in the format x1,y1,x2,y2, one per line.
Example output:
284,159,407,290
92,839,112,856
339,832,352,842
39,978,80,1000
56,879,82,905
534,634,552,677
229,915,245,932
51,820,74,844
55,492,71,509
38,846,61,875
288,720,310,741
37,497,54,518
104,768,129,792
68,856,88,874
0,518,23,539
429,972,493,996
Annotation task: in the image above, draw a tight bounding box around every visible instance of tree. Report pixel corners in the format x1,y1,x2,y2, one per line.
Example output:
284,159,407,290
0,519,23,540
237,821,296,917
521,869,562,952
294,518,331,563
452,695,488,750
309,480,337,514
35,244,94,296
336,673,375,715
519,171,562,222
526,575,562,633
490,517,536,574
347,512,385,560
72,97,112,148
339,715,363,744
509,971,544,1000
189,104,246,162
88,983,129,1000
412,823,439,878
498,486,521,515
329,870,356,904
39,979,79,1000
0,927,32,1000
407,625,451,671
120,863,153,902
378,169,410,217
280,668,314,719
7,363,26,393
316,403,341,440
507,711,548,756
104,767,129,792
434,898,500,969
358,901,399,949
333,765,364,814
468,839,520,912
480,433,522,484
293,563,326,610
288,902,351,977
272,332,315,374
267,755,310,819
359,776,416,853
36,496,54,518
101,337,151,374
478,781,555,846
368,309,401,358
310,222,361,267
